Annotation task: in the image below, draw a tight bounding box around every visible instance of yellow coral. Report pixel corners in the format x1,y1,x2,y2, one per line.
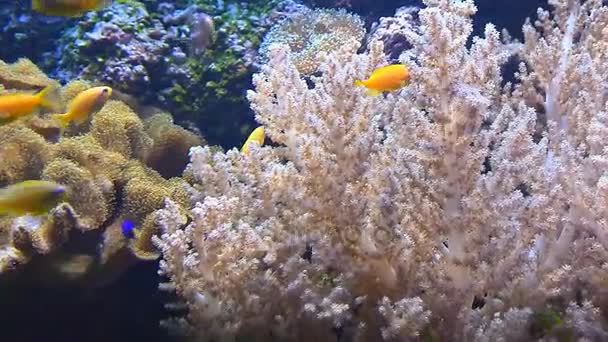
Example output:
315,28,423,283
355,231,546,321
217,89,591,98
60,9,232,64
145,113,204,178
0,126,53,185
122,171,173,221
22,115,63,142
42,158,114,230
94,219,138,287
129,213,161,260
90,100,153,160
0,58,57,90
54,135,128,183
99,219,130,265
0,245,28,274
11,204,75,254
0,57,206,281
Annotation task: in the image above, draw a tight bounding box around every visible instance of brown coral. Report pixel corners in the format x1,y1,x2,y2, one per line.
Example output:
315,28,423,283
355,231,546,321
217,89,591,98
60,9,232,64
90,100,153,160
129,213,161,260
42,158,114,231
0,58,57,90
10,203,76,254
119,166,190,260
145,113,204,179
0,126,52,185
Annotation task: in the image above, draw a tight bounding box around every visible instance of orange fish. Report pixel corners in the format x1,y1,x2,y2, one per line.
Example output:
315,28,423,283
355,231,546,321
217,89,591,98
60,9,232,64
355,64,410,96
53,86,112,127
32,0,112,17
0,85,59,125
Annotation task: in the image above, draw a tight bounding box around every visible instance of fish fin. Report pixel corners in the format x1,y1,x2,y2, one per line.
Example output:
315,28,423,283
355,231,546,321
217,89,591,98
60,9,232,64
366,89,382,96
36,85,61,111
52,113,70,128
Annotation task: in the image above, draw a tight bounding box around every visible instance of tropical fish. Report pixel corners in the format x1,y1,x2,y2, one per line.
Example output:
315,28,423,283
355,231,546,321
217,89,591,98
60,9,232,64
53,86,112,127
121,219,136,239
241,126,265,155
32,0,112,17
355,64,410,96
0,85,59,125
0,180,66,216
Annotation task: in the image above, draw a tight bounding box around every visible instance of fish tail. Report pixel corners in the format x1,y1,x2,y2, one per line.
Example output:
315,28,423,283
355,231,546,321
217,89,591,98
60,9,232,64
52,113,70,128
354,79,364,87
37,85,61,111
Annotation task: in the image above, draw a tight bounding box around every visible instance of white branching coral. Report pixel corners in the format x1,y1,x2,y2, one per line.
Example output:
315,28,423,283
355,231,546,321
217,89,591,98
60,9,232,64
154,0,608,340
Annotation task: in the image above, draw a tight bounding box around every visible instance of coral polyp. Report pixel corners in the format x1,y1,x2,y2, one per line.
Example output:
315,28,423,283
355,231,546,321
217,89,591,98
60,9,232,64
0,58,202,286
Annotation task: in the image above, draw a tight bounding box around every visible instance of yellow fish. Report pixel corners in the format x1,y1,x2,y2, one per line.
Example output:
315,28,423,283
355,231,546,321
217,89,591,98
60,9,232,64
241,126,265,155
0,180,66,216
53,86,112,127
32,0,112,17
0,85,59,125
355,64,410,96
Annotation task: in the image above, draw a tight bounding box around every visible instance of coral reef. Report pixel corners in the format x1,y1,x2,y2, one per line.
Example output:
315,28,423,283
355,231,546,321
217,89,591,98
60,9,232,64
259,7,365,75
155,0,608,340
50,2,180,100
1,0,367,149
160,0,299,147
43,0,296,147
0,59,202,286
0,58,57,89
144,112,204,178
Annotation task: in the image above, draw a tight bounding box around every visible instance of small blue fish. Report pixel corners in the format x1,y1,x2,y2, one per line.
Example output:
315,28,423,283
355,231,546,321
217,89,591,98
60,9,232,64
121,219,136,239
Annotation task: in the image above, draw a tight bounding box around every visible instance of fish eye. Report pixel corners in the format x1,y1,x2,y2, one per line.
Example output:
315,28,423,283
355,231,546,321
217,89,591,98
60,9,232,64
102,88,109,93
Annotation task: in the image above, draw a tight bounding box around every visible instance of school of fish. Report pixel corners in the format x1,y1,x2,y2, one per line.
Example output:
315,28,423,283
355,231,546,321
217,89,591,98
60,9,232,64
0,2,412,217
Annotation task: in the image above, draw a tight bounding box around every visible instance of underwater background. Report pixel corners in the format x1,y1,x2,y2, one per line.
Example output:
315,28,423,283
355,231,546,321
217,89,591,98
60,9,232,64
0,0,553,341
